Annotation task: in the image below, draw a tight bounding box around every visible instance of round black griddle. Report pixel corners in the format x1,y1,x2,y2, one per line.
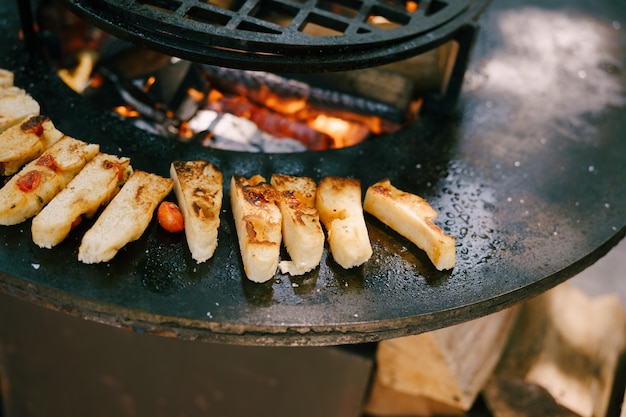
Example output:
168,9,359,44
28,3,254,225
0,0,625,346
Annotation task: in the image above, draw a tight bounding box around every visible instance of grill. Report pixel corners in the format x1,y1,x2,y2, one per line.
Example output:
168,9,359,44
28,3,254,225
51,0,489,71
0,0,625,347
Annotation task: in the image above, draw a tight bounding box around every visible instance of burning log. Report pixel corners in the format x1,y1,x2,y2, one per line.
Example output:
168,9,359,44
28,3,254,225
200,64,415,130
205,93,333,150
189,110,308,153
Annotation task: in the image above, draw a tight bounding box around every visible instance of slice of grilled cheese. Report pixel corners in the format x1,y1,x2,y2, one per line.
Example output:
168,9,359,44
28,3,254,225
0,69,15,89
32,153,132,248
230,175,282,283
270,173,324,275
0,86,40,133
78,170,173,264
170,160,223,263
364,178,455,270
0,115,65,176
0,136,99,225
316,176,372,269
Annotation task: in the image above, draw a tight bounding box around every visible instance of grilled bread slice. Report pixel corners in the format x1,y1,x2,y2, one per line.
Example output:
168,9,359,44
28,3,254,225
0,136,99,225
364,178,455,270
315,176,372,269
270,173,324,275
230,175,282,283
0,115,65,176
0,86,40,133
170,160,223,263
78,170,173,264
32,153,133,248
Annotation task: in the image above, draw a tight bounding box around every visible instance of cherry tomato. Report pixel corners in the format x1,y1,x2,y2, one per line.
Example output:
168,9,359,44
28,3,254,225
157,201,184,233
16,171,41,192
71,215,83,229
36,154,58,171
103,160,124,181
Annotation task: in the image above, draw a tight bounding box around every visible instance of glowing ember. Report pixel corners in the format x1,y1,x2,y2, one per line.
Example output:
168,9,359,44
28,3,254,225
187,88,205,102
143,76,156,93
308,115,370,149
178,120,194,140
114,106,140,118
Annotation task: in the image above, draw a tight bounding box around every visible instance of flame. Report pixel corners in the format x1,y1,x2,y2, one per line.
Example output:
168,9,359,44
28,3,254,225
90,73,105,89
199,83,399,149
57,49,98,93
308,115,370,148
113,105,140,118
187,88,205,102
143,76,156,92
178,120,194,140
262,92,307,115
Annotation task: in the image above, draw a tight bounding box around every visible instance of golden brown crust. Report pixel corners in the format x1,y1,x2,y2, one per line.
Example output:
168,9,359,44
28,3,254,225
171,160,223,263
0,86,40,133
78,170,173,264
230,175,282,283
31,153,132,248
316,176,372,269
364,178,455,271
0,136,99,225
0,115,64,176
271,173,324,275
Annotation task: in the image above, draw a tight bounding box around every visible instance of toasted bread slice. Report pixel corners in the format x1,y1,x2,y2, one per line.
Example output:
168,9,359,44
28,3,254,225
0,69,14,89
0,86,40,133
270,173,324,275
0,136,99,225
78,170,173,264
364,179,455,270
0,115,65,176
170,160,223,263
315,176,372,269
230,175,282,283
32,153,133,248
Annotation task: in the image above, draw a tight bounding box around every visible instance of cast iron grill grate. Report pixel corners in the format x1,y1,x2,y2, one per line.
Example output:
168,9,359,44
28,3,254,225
52,0,489,71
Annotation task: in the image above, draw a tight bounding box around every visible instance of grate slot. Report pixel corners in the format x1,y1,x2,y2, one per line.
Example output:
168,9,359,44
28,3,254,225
185,6,232,26
248,0,300,27
300,12,349,36
139,0,182,13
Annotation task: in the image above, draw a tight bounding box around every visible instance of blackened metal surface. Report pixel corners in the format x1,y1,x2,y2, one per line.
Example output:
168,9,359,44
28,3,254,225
0,0,625,346
46,0,489,72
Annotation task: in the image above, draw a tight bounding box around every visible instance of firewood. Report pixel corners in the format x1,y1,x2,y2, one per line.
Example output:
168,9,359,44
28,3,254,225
364,377,466,417
364,307,519,416
483,283,626,417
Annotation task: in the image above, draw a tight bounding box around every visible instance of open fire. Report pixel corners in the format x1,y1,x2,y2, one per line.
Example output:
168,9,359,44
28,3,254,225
36,0,456,152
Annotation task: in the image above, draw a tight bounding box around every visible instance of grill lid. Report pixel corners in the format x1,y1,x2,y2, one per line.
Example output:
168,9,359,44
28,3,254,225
55,0,489,71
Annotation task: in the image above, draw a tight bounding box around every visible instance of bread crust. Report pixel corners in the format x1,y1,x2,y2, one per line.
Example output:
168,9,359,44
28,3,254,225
78,170,173,264
0,86,40,133
364,178,455,270
0,136,99,225
32,153,132,248
316,176,372,269
170,160,223,263
0,115,64,176
0,69,14,89
270,173,324,275
230,175,282,283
